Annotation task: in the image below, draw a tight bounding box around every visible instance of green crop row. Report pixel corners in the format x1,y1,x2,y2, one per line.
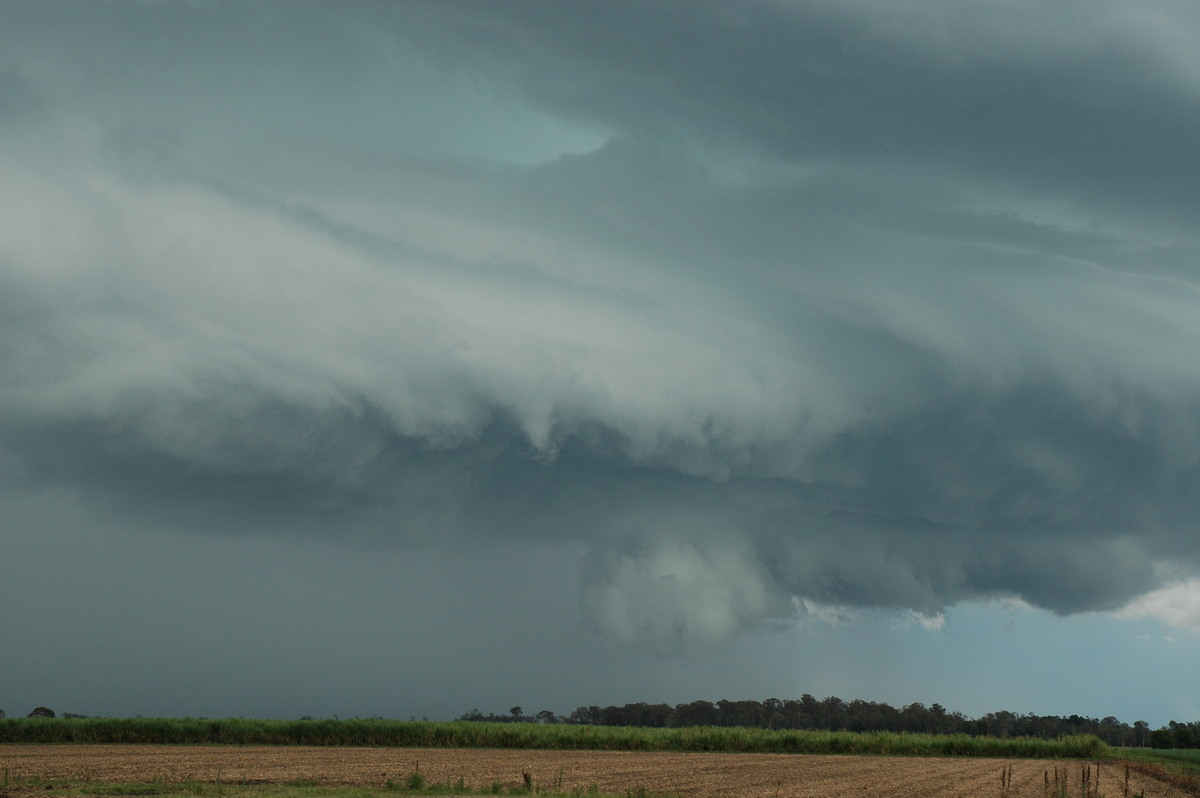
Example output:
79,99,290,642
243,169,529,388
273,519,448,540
0,717,1109,759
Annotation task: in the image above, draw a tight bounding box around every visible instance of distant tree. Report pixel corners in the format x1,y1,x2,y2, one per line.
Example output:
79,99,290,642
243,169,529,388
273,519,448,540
858,702,891,733
781,694,820,730
929,703,950,734
762,698,785,729
979,710,1016,738
600,704,628,726
567,706,603,725
640,703,673,728
1133,720,1150,747
0,709,6,718
818,696,846,731
28,706,55,718
672,700,717,727
1098,716,1131,747
716,699,766,728
457,696,1180,746
1151,727,1175,749
1170,721,1195,749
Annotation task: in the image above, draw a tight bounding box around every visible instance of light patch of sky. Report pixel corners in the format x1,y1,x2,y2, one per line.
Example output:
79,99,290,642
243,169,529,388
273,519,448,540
360,33,609,166
1118,578,1200,631
725,597,1197,727
887,600,1200,726
680,140,830,192
407,82,610,166
1104,5,1200,100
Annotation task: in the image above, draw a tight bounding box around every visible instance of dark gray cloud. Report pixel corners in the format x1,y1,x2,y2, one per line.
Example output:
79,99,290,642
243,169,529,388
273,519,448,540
5,1,1200,715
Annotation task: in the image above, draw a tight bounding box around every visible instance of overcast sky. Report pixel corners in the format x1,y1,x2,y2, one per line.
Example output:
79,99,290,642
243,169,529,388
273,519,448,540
4,0,1200,727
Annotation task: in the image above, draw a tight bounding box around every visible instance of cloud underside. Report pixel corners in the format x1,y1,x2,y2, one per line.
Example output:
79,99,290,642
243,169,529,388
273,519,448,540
5,0,1200,648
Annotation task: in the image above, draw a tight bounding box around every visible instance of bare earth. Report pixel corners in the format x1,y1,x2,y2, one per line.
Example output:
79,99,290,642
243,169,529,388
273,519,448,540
0,745,1193,798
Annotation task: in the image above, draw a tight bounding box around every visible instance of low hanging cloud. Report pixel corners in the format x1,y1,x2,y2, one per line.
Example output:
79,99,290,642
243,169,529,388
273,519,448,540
5,0,1200,651
580,537,780,654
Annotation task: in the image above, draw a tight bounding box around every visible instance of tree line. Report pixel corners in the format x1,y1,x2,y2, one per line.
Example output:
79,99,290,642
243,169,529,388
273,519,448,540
459,696,1200,749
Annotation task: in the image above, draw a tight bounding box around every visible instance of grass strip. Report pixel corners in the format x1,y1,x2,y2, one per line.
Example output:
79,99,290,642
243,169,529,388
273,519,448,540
1118,749,1200,796
0,717,1108,759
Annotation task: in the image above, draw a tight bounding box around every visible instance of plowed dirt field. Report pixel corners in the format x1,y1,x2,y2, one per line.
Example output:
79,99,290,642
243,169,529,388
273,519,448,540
0,745,1191,798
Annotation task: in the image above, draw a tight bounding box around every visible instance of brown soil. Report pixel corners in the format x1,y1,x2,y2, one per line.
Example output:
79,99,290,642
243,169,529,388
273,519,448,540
0,745,1192,798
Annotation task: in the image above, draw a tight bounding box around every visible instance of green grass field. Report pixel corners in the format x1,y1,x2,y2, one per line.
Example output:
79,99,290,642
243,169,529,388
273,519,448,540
0,717,1108,759
1130,748,1200,766
1110,750,1200,797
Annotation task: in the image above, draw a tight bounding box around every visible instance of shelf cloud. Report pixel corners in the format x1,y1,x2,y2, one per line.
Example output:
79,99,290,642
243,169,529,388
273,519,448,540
5,0,1200,666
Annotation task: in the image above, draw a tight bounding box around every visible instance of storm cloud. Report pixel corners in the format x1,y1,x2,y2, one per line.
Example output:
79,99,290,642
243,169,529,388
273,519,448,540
5,0,1200,679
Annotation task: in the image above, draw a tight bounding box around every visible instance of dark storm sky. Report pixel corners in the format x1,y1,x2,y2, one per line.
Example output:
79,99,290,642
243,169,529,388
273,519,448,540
3,1,1200,723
